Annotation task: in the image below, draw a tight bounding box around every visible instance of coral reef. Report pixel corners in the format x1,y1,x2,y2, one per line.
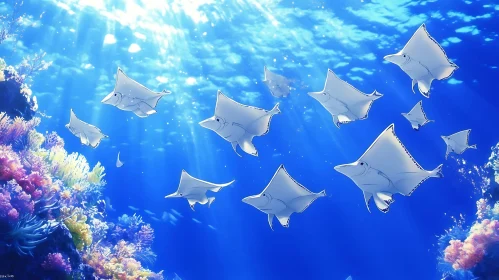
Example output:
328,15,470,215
0,1,24,45
439,144,499,279
0,92,162,278
41,252,72,273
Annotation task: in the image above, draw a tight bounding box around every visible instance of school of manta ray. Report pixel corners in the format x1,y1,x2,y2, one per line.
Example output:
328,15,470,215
65,23,476,231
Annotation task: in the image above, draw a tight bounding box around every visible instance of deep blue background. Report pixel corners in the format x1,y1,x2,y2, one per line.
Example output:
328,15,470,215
1,0,498,279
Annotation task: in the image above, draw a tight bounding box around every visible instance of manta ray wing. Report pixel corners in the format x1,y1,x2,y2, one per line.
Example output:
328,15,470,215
178,170,234,194
264,165,325,213
215,91,280,136
324,69,381,119
68,109,107,148
359,124,441,196
402,24,458,80
404,101,432,128
115,68,165,100
448,129,472,145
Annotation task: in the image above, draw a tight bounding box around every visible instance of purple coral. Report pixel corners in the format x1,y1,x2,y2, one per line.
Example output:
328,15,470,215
135,224,154,248
41,253,71,273
0,113,40,145
42,131,64,150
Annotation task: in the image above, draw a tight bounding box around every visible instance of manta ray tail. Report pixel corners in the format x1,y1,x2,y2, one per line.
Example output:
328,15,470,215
238,133,258,156
371,90,383,99
208,197,215,208
431,164,444,178
373,195,390,213
417,75,434,98
270,103,281,115
276,209,293,228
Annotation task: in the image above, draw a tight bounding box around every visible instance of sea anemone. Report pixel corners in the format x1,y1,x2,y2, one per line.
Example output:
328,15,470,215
3,214,58,256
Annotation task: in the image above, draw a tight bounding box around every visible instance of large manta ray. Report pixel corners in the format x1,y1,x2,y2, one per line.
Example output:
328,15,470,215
384,23,458,98
335,124,443,213
242,165,326,229
308,69,383,128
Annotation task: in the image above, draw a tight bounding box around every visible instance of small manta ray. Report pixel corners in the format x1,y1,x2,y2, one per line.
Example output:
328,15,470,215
384,23,458,98
65,109,108,148
164,170,235,211
101,67,171,118
334,124,443,213
199,90,281,157
116,151,124,168
401,100,434,131
308,69,383,128
441,129,476,159
346,277,352,280
242,165,326,230
263,66,291,98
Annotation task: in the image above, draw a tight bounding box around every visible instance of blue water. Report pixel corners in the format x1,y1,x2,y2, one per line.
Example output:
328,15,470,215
1,0,499,279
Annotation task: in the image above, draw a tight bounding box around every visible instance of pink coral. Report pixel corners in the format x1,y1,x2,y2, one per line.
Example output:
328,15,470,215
0,145,25,181
7,208,18,221
5,180,34,215
444,219,499,270
0,191,15,220
41,253,72,273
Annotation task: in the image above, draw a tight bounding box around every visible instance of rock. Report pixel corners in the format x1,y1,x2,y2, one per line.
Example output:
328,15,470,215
0,66,37,120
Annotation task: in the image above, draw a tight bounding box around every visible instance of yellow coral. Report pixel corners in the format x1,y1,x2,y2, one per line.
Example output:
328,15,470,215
27,130,45,150
46,147,105,189
60,190,71,200
61,207,93,250
88,162,105,185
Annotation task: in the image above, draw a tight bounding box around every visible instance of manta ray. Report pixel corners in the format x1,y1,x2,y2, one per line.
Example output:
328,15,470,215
308,69,383,128
401,100,433,130
101,67,171,118
242,165,326,229
441,129,476,159
65,109,108,148
116,151,124,168
199,90,281,157
263,66,291,98
334,124,443,213
164,170,234,211
384,23,458,98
